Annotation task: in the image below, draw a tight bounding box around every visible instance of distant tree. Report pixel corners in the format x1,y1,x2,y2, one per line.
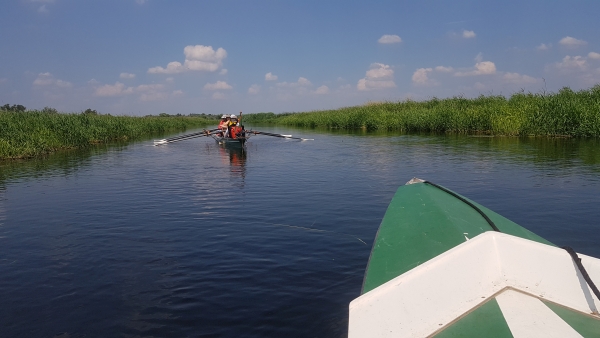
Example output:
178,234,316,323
159,112,170,117
41,106,58,114
1,104,26,112
82,108,98,115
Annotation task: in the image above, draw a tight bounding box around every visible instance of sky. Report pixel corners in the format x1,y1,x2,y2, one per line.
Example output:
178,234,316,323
1,0,599,116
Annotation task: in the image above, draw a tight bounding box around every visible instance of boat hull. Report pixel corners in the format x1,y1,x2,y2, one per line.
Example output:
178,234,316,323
350,179,600,337
212,136,247,148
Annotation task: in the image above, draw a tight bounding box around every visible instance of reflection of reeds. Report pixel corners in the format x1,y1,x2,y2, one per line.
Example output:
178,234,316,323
0,112,216,159
244,85,600,137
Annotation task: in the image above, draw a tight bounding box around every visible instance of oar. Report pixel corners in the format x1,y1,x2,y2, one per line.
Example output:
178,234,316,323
154,129,220,145
250,130,314,141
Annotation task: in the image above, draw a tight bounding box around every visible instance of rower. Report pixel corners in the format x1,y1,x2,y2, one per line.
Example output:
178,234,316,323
218,115,229,137
226,114,237,138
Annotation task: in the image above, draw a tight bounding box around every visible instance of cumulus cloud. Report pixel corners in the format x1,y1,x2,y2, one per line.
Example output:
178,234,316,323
559,36,587,48
203,81,232,90
148,45,227,74
33,72,72,88
412,68,434,86
93,82,170,101
265,72,278,81
462,30,476,39
94,82,133,97
502,72,538,84
537,43,551,51
248,84,261,94
588,52,600,60
270,77,316,100
454,61,497,76
220,69,228,75
435,66,454,73
411,66,454,86
212,92,225,100
120,72,136,79
551,55,589,72
276,77,312,88
378,35,402,44
357,63,396,91
313,85,329,94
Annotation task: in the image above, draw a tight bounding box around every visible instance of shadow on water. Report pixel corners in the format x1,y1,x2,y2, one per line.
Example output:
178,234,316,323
0,143,122,186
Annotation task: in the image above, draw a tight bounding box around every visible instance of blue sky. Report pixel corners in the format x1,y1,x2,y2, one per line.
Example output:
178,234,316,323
1,1,599,116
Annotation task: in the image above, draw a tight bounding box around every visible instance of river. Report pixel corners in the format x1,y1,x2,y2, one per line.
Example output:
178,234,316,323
1,127,599,337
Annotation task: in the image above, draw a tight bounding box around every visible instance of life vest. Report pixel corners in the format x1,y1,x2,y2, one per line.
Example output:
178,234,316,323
230,126,243,139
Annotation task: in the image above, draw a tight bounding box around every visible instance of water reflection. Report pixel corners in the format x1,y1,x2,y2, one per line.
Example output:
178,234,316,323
217,145,247,186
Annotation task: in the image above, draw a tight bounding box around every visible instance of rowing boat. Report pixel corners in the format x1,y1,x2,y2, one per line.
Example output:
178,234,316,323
349,178,600,337
212,135,248,148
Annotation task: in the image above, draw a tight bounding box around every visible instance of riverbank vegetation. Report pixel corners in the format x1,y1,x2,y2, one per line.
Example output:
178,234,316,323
0,107,218,159
244,85,600,137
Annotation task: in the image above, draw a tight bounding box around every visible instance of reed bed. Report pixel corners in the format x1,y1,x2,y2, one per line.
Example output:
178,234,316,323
244,86,600,137
0,111,216,159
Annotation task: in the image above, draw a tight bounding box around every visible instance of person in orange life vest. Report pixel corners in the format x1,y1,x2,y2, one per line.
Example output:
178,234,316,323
228,114,240,138
218,115,230,137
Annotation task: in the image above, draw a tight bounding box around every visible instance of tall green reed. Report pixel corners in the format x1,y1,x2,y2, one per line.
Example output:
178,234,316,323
244,85,600,137
0,111,216,159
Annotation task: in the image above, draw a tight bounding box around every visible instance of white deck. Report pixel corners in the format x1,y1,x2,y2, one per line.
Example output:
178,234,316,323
348,232,600,337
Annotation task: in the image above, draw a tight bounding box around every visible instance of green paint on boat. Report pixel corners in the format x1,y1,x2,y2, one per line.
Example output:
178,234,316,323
362,182,553,294
432,299,513,338
543,300,600,337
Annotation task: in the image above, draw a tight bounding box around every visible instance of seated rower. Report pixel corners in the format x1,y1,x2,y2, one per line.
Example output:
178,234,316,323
219,115,230,137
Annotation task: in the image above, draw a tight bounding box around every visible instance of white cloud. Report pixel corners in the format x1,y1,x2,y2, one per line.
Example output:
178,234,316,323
454,61,497,76
94,82,133,97
559,36,587,48
502,72,538,84
94,82,167,99
265,72,278,81
33,72,72,88
276,77,312,88
412,68,438,86
537,43,551,51
203,81,232,90
588,52,600,60
378,35,402,44
165,77,174,83
474,53,483,62
552,55,588,72
148,45,227,74
120,72,136,79
357,63,395,91
313,85,329,94
172,90,184,97
140,92,168,101
212,92,225,100
411,66,453,86
248,84,261,94
463,30,476,39
297,77,311,86
220,68,228,75
88,78,99,85
435,66,454,73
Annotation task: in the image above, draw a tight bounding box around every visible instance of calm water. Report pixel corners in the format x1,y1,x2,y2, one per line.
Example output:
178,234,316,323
1,128,599,337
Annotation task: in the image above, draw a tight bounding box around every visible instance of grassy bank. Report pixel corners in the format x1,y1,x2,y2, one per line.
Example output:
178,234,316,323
244,86,600,137
0,110,217,159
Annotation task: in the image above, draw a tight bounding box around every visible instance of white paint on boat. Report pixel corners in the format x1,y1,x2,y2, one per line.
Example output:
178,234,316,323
496,289,583,337
348,231,600,338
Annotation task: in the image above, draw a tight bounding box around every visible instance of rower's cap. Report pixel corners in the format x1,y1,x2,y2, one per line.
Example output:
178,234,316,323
221,114,228,118
230,114,237,119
